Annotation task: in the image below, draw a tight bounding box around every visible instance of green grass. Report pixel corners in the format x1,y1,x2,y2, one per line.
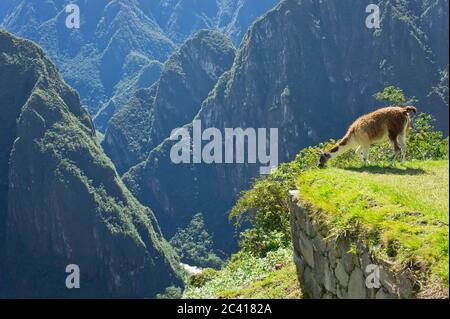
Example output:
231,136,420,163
296,160,449,292
183,248,301,299
219,262,301,299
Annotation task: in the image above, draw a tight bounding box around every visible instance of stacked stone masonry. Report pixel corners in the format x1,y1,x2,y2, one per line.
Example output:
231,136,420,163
288,191,416,299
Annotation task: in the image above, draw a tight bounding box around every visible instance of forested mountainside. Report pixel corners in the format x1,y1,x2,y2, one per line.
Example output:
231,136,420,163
0,0,278,131
102,30,236,174
122,0,449,254
0,30,183,298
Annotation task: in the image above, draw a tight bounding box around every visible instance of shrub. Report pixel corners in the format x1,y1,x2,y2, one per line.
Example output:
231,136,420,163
183,248,294,298
188,268,219,288
156,286,183,299
373,86,407,105
407,113,449,160
170,213,224,268
230,143,329,256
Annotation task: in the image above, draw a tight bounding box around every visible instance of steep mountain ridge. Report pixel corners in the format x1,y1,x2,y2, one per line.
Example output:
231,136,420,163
0,30,183,298
102,29,236,174
1,0,175,118
158,0,280,44
123,0,449,253
0,0,279,131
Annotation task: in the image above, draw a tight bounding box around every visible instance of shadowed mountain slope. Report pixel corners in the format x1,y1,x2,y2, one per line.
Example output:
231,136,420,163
0,30,183,298
102,29,236,174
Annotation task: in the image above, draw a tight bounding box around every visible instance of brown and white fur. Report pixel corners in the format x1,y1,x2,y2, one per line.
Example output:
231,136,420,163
319,106,417,168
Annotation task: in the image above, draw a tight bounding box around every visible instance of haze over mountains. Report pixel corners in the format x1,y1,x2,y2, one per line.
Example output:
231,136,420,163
0,0,279,131
0,0,448,298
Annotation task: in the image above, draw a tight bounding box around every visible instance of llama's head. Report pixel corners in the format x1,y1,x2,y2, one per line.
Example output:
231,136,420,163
318,152,331,168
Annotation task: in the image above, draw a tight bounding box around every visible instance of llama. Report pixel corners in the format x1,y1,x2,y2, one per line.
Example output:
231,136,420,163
319,106,417,167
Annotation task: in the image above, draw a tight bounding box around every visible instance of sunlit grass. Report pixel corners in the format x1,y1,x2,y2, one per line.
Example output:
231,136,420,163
296,160,449,290
183,248,301,299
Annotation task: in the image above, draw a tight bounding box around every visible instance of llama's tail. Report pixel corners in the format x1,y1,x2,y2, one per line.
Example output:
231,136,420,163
403,106,417,129
403,105,417,115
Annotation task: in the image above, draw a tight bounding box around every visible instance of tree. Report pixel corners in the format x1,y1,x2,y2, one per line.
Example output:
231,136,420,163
170,213,224,269
373,86,406,105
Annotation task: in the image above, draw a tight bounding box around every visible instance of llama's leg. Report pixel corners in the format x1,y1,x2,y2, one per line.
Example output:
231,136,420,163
361,146,370,165
398,133,407,163
389,132,401,166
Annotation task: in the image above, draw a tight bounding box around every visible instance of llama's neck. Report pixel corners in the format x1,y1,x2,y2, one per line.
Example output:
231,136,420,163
329,138,355,159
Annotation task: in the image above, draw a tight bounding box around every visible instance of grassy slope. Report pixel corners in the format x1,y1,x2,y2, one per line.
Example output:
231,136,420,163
183,248,301,299
296,160,449,292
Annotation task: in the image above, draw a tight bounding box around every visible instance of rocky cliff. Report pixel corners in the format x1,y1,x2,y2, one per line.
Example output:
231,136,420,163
102,29,236,174
0,30,183,298
123,0,449,253
150,0,280,45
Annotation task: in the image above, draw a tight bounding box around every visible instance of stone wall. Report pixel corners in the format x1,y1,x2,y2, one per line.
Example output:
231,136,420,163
288,191,416,299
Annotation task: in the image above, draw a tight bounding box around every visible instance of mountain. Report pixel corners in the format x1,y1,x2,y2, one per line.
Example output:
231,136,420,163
0,30,183,298
0,0,175,132
150,0,280,45
0,0,279,131
102,29,236,174
122,0,449,254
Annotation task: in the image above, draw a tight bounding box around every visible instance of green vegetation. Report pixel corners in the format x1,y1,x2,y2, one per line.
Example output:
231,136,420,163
0,30,183,298
230,180,291,257
103,29,235,174
230,112,448,254
102,87,157,174
373,85,408,105
181,77,448,297
170,213,224,269
3,0,448,299
430,68,449,105
298,160,449,290
183,248,301,299
1,0,276,130
125,0,448,276
227,104,448,296
157,286,183,299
